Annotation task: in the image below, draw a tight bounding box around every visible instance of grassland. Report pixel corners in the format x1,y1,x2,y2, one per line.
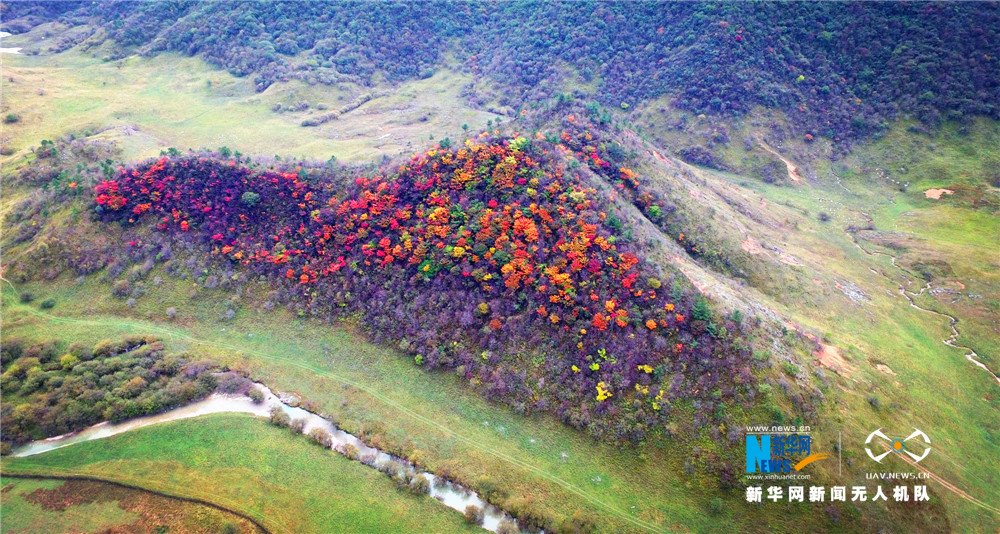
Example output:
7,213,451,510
0,478,141,534
2,415,484,534
0,476,261,533
0,22,499,167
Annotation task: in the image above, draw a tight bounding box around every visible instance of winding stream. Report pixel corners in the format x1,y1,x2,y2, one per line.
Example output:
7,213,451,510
839,197,1000,385
12,383,518,532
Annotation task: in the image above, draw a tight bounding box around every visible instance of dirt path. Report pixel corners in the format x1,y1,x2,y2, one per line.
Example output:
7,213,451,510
755,136,802,182
878,443,1000,515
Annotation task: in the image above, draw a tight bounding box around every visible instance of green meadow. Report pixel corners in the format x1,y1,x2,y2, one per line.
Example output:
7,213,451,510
2,415,482,534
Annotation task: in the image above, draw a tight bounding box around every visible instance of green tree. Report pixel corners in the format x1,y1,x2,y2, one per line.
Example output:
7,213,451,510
692,295,711,321
241,191,261,207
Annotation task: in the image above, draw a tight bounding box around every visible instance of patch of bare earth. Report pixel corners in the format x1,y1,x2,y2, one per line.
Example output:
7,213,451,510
923,188,954,200
741,237,764,255
872,362,896,375
803,333,853,376
756,137,802,182
778,252,803,267
25,479,262,533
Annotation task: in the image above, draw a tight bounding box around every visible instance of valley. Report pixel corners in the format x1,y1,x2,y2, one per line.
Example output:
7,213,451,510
2,5,998,534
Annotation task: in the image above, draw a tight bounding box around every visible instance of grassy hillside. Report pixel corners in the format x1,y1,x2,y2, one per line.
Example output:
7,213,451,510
0,23,499,166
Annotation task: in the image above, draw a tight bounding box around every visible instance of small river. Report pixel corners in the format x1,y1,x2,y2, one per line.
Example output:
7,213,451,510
1,32,23,54
12,382,516,532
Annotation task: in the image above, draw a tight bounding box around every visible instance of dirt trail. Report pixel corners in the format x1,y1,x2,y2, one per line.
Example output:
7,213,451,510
755,136,802,182
878,443,1000,515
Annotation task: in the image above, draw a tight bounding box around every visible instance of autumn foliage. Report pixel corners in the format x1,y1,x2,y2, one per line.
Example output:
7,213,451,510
95,136,755,440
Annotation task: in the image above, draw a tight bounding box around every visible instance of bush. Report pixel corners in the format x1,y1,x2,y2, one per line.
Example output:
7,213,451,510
409,475,430,495
39,299,56,309
248,388,265,403
818,212,831,222
59,354,79,370
18,292,33,303
309,428,333,448
269,406,290,426
93,338,117,358
496,520,520,534
241,191,261,207
112,280,131,298
4,113,20,124
709,497,723,515
464,505,484,526
343,443,359,460
289,417,307,433
166,307,177,320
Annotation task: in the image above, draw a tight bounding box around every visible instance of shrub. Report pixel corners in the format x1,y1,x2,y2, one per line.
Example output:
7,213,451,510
309,428,333,448
269,406,290,426
408,476,430,495
39,299,56,309
93,338,117,357
709,497,724,515
343,443,359,460
166,307,177,320
59,354,79,370
241,191,261,207
4,113,19,124
818,212,831,222
496,520,520,534
289,418,307,433
248,388,265,403
112,280,130,298
464,505,484,526
18,292,33,303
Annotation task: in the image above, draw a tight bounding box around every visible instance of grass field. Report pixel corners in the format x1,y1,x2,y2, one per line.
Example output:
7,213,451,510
1,478,141,534
0,476,261,533
0,22,500,167
2,415,483,534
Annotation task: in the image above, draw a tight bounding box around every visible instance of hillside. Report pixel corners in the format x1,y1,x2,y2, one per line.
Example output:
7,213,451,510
1,4,999,534
3,1,999,147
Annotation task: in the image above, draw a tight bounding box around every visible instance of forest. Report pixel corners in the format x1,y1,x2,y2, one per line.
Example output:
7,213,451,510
2,1,998,146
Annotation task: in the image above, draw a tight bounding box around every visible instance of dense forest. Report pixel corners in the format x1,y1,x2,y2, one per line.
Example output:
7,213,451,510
3,1,998,144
